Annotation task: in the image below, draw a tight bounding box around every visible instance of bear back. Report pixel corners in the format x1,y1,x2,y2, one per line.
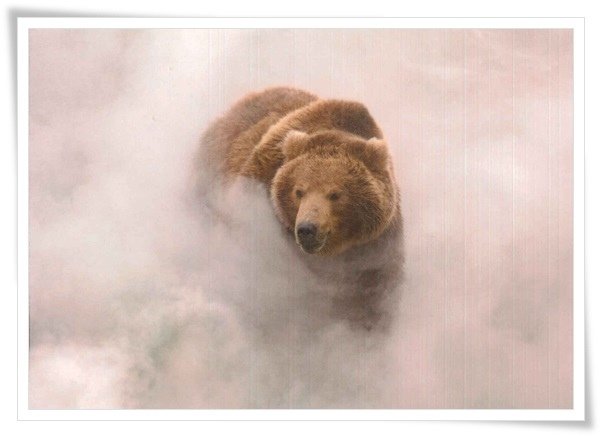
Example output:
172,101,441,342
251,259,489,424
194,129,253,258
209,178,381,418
239,98,385,183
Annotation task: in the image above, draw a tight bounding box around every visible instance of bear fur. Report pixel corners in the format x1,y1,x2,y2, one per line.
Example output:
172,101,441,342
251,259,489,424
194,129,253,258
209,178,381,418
197,87,404,329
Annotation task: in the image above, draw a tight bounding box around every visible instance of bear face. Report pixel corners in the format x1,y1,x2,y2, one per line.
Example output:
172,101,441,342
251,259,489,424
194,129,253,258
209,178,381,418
271,129,398,256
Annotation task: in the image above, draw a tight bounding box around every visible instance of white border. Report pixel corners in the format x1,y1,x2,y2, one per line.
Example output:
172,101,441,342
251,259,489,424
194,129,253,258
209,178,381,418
17,17,582,29
17,17,585,421
17,15,30,423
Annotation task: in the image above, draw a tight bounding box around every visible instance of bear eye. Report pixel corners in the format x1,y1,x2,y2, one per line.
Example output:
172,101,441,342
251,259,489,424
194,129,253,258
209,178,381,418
295,189,304,199
328,192,340,201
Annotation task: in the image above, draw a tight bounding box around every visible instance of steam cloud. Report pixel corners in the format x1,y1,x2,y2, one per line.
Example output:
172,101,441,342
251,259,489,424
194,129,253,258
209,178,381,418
29,29,573,408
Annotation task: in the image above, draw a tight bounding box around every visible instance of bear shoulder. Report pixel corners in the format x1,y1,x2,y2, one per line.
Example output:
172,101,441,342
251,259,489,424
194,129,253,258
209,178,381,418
197,87,317,182
241,99,385,183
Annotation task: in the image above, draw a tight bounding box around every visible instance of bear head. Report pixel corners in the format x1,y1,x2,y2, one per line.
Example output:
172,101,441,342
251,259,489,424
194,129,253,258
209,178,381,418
270,129,398,256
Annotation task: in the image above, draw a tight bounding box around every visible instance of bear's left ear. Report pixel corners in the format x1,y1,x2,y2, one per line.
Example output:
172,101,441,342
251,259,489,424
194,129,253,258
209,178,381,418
351,137,389,173
281,129,310,160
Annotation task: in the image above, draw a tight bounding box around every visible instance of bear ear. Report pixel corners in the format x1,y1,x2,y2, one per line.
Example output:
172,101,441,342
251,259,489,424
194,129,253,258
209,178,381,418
352,137,389,172
281,129,310,160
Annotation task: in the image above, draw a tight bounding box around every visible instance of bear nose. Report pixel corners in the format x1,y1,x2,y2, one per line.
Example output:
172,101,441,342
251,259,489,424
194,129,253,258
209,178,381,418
296,222,317,240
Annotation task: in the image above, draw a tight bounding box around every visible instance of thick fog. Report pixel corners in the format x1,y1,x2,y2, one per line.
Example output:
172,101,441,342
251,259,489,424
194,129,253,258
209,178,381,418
28,29,573,408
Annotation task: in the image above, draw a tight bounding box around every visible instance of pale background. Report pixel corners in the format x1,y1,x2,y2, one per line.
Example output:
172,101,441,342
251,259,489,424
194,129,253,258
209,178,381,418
28,29,573,409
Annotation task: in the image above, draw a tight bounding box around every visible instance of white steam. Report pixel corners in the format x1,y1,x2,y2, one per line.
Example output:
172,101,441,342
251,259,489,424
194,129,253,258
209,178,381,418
29,29,573,409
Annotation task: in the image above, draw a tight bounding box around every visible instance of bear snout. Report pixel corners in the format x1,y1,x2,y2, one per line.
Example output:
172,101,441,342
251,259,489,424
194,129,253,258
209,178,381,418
296,221,317,239
295,221,327,254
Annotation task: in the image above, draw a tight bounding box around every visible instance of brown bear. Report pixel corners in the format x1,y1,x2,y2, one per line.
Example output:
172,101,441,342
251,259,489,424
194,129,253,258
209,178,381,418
197,87,403,329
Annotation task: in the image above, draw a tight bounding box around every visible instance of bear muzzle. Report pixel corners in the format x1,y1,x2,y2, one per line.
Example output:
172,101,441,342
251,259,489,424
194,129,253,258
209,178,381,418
295,221,329,254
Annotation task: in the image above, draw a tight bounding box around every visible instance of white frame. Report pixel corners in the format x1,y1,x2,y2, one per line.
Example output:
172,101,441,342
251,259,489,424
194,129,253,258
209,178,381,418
17,17,585,421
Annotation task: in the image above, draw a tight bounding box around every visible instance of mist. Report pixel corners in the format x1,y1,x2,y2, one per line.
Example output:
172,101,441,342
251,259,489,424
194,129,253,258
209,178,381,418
28,29,573,408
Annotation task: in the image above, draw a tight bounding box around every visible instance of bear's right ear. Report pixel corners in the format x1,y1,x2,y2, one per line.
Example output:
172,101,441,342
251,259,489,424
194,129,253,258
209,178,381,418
280,130,310,160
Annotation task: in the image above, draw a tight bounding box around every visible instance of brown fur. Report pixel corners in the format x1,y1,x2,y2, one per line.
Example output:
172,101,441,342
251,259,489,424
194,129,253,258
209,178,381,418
198,87,404,329
199,87,318,181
